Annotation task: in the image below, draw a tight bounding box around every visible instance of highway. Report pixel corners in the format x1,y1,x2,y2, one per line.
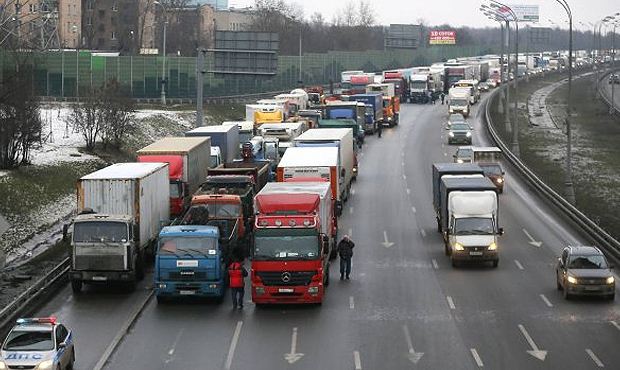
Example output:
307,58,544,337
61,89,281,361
33,94,620,369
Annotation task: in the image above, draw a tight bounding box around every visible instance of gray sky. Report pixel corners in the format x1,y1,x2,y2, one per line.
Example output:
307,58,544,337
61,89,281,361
230,0,619,30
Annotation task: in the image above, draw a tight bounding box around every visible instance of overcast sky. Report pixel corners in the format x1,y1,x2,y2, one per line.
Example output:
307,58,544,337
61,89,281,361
229,0,618,30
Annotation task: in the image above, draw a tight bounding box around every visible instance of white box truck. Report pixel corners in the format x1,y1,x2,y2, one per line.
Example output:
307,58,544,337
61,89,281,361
70,162,170,292
294,128,356,189
276,146,344,215
448,87,472,117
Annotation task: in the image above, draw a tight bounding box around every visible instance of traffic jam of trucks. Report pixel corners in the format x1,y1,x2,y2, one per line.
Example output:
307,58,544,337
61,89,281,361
62,53,517,307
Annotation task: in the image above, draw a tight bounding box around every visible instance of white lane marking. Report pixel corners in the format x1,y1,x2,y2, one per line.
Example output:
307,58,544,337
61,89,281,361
349,207,354,215
444,152,448,157
522,228,543,247
403,325,424,363
406,188,411,195
446,296,456,310
432,259,439,269
539,294,553,308
586,349,605,367
167,328,184,357
411,206,417,214
403,174,407,180
514,260,524,270
225,321,243,370
353,351,362,370
348,228,353,238
382,231,394,248
518,324,547,361
284,327,304,364
349,296,355,309
611,321,620,331
351,188,356,195
470,348,484,367
401,161,405,167
420,229,426,238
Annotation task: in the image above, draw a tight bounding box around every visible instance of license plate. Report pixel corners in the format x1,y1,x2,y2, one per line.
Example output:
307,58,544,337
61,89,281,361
584,286,600,291
179,290,195,295
92,276,107,281
469,251,484,256
278,288,294,293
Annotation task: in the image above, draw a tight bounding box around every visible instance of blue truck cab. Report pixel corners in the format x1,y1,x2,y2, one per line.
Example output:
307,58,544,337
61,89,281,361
154,225,226,302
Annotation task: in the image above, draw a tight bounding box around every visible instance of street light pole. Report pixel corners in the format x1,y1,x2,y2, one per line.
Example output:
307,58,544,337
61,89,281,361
553,0,575,204
612,22,617,115
154,1,167,105
299,26,302,85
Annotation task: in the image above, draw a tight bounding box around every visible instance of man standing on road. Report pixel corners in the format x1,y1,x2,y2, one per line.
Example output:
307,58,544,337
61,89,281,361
228,259,248,309
338,235,355,280
377,122,382,138
441,92,446,105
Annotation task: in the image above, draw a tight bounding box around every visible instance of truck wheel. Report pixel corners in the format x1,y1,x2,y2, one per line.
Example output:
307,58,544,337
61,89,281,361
437,219,442,233
71,279,82,294
324,268,330,287
136,255,145,281
444,243,451,256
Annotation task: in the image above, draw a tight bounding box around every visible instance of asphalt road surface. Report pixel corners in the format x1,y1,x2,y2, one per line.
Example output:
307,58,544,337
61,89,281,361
33,92,620,370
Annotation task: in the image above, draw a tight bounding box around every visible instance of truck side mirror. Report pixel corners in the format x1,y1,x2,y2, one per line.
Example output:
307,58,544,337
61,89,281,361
498,227,504,235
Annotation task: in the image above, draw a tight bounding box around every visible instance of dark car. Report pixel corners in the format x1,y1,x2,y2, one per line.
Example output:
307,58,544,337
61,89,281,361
479,163,505,193
446,123,473,145
609,74,620,84
556,246,615,300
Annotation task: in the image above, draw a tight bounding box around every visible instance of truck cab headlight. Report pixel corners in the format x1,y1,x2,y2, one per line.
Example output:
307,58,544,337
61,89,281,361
454,243,464,251
567,276,578,284
496,177,504,184
308,286,319,294
488,242,497,251
606,276,615,284
448,132,455,137
466,132,472,137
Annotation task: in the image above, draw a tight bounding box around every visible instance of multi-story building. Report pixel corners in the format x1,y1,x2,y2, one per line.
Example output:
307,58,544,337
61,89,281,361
213,7,253,32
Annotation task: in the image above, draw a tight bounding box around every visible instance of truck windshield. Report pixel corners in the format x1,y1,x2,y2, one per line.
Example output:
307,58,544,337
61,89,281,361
182,203,241,225
475,152,503,163
410,81,427,89
254,235,320,260
158,236,217,255
454,218,494,235
451,99,468,106
3,330,54,351
73,221,128,243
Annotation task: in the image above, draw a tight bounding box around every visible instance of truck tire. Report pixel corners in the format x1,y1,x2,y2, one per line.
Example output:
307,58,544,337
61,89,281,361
136,254,145,281
444,243,451,256
324,268,330,287
71,279,82,294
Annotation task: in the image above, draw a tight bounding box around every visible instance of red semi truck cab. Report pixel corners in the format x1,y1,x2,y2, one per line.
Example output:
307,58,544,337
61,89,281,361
252,184,335,304
138,155,187,217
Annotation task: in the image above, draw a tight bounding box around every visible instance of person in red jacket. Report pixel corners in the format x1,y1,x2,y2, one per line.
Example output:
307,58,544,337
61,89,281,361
228,259,248,309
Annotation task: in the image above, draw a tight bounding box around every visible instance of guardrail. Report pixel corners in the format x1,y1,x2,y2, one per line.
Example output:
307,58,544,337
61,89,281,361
597,68,620,113
0,257,70,335
484,85,620,263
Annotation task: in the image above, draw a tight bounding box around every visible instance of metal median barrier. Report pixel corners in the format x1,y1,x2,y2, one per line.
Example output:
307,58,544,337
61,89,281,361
597,68,620,113
484,85,620,263
0,257,70,336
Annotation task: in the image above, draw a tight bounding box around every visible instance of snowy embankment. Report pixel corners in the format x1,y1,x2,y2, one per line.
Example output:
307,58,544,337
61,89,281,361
1,105,198,267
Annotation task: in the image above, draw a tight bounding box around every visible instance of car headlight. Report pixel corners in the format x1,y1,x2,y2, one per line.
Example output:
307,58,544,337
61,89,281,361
606,276,615,284
466,132,472,137
567,276,578,284
496,177,504,184
454,242,464,251
457,159,464,164
37,360,54,370
488,242,497,251
448,132,455,137
0,361,6,370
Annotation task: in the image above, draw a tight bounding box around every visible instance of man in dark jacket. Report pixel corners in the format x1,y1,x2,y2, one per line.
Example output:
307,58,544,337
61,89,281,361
338,235,355,280
228,259,248,309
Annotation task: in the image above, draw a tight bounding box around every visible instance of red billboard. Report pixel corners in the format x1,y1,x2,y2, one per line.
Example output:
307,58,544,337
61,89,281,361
429,31,456,45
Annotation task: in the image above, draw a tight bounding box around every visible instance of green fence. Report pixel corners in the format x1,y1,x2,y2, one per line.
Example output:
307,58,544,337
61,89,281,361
1,46,492,99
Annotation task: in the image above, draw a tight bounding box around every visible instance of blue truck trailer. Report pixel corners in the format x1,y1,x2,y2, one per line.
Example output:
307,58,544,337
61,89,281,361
154,225,227,303
349,93,383,134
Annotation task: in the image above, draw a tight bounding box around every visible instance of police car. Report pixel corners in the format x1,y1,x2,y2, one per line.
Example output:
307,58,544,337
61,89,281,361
0,317,75,370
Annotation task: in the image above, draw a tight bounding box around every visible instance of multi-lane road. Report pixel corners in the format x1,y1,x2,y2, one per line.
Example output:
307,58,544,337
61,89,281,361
34,93,620,369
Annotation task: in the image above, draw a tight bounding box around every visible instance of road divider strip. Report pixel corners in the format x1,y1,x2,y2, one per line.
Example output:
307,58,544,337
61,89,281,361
470,348,484,367
585,348,604,368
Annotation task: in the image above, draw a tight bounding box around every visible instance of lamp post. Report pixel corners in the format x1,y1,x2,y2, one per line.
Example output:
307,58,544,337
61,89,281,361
154,1,167,105
491,0,520,157
611,20,618,115
551,0,576,204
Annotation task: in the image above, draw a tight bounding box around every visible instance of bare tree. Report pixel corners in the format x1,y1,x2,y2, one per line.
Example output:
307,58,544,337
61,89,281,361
67,91,105,151
100,80,135,149
357,1,375,28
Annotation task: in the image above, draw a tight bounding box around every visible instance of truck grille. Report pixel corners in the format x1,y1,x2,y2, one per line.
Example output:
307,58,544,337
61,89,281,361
256,271,316,286
167,271,208,281
74,255,125,271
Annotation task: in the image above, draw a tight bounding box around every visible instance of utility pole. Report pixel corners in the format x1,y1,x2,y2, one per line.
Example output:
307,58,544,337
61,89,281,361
154,1,167,105
611,22,617,115
196,49,206,127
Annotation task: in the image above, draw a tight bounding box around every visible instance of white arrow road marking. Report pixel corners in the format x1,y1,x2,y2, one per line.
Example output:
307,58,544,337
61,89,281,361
518,324,547,361
432,259,439,269
353,351,362,370
611,321,620,331
225,321,243,370
522,228,543,247
539,294,553,308
284,327,304,364
403,325,424,364
514,260,524,270
470,348,484,367
382,231,394,248
447,296,456,310
586,349,605,367
349,296,355,309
